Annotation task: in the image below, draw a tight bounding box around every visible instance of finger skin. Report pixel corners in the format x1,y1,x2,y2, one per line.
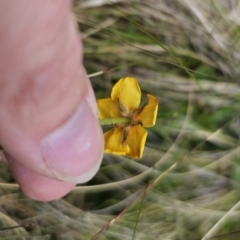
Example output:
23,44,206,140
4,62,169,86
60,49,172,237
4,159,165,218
0,1,103,200
6,153,75,201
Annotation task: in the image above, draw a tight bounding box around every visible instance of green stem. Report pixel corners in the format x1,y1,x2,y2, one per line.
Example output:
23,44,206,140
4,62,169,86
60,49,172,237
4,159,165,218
99,117,130,126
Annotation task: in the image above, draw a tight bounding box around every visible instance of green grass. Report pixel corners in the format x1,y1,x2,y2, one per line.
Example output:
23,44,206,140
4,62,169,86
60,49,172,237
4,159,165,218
1,0,240,239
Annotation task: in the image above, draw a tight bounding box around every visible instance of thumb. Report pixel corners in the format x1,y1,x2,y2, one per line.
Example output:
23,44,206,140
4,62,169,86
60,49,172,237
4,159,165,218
0,1,103,201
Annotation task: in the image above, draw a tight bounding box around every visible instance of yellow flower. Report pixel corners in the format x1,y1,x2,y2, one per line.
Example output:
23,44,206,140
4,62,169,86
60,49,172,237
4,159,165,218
97,77,158,159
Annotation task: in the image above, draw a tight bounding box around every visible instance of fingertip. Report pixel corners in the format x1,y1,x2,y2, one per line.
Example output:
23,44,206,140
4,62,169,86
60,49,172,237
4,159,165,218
41,97,103,183
6,154,75,201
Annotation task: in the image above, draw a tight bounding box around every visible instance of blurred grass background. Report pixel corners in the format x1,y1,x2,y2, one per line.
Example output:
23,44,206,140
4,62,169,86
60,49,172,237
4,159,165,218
1,0,240,239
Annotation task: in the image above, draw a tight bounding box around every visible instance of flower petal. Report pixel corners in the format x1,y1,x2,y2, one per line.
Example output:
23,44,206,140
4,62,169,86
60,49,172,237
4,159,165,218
97,98,121,119
135,94,158,127
127,125,147,159
104,128,130,155
111,77,141,111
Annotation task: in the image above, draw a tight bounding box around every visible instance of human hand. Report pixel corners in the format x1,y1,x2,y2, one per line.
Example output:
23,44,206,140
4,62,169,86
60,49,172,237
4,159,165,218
0,1,103,201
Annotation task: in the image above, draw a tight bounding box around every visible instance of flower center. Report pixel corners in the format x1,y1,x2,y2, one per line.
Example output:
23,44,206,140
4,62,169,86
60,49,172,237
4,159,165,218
117,98,143,127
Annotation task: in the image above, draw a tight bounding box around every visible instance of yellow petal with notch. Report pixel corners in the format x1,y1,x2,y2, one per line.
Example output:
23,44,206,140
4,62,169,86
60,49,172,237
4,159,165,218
135,94,158,127
104,128,130,155
111,77,141,111
97,98,121,119
126,125,147,159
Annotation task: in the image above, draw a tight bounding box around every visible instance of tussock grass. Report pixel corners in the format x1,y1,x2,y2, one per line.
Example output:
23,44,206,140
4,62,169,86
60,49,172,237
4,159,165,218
1,0,240,239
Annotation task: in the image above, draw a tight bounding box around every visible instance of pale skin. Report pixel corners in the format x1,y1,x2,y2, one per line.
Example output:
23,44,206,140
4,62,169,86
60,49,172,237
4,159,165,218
0,1,103,201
